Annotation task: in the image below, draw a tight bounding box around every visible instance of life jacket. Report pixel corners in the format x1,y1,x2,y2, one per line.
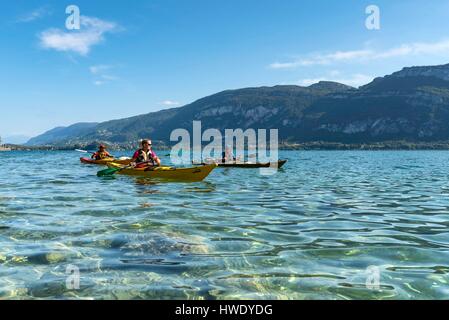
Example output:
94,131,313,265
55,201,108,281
222,150,235,163
135,149,155,165
94,151,110,160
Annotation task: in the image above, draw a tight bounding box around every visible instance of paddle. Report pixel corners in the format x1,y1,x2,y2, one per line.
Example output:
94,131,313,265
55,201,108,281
97,161,152,177
76,148,116,159
97,164,131,177
75,149,94,154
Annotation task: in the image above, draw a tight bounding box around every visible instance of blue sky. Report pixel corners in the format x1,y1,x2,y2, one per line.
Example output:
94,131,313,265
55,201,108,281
2,0,449,141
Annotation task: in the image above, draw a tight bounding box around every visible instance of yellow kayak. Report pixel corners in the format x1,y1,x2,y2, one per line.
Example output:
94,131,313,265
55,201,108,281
80,157,132,165
106,163,217,182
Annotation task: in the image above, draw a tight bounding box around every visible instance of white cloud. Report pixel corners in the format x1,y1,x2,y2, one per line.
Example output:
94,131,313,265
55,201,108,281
160,100,180,106
39,16,119,55
270,50,373,69
89,65,112,75
270,39,449,69
298,73,374,88
374,40,449,59
100,74,119,81
89,65,119,86
17,6,52,23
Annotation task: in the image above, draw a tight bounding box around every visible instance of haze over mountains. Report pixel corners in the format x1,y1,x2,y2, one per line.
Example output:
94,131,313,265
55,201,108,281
2,134,31,145
27,63,449,147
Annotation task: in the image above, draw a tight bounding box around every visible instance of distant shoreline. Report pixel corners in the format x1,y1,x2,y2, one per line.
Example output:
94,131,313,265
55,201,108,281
7,141,449,151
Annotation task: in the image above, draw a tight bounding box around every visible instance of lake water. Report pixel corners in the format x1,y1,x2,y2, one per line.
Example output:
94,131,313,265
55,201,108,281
1,150,448,299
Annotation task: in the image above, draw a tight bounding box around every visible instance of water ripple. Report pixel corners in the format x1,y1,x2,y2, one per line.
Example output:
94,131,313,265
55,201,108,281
1,150,449,299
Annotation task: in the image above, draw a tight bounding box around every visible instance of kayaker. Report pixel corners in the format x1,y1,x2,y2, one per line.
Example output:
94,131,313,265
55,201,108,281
222,146,236,163
92,145,112,160
132,139,161,167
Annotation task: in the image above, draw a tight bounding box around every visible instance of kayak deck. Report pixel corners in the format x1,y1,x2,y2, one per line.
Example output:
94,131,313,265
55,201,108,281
80,157,132,165
107,163,217,182
194,159,287,169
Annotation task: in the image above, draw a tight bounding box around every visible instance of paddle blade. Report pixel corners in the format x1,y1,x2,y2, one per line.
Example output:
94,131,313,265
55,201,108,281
97,167,120,177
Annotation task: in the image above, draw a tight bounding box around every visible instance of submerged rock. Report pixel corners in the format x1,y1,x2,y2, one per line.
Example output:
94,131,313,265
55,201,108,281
27,252,67,265
116,231,210,256
27,280,67,298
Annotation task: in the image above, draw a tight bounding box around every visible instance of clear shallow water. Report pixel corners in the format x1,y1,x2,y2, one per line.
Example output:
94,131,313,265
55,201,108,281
1,150,449,300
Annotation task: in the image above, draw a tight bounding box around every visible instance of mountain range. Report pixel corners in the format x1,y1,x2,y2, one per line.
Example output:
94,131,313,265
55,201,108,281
27,63,449,148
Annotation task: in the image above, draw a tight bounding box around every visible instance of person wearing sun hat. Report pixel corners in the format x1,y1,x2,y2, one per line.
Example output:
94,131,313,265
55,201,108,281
91,144,112,160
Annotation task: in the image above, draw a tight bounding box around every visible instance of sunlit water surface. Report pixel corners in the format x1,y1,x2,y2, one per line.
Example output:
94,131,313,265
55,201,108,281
1,150,449,299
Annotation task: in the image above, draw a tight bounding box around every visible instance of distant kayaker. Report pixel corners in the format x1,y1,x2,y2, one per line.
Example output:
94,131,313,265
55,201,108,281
132,139,161,167
222,146,236,163
92,145,112,160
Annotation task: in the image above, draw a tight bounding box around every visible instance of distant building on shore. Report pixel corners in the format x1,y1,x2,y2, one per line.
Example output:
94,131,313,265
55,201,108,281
0,136,12,151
